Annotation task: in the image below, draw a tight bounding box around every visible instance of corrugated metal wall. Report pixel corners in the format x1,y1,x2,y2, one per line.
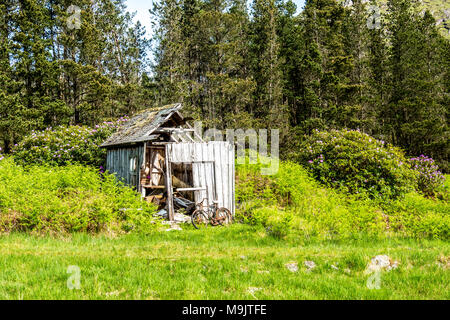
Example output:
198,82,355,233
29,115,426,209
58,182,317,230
106,144,144,190
167,142,235,215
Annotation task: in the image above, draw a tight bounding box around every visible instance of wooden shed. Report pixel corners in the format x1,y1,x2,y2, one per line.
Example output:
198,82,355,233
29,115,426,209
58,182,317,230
100,103,235,221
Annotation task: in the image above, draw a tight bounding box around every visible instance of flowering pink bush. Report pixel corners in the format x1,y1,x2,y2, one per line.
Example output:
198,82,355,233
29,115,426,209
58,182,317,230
0,147,4,161
409,155,445,196
12,116,129,167
293,129,417,199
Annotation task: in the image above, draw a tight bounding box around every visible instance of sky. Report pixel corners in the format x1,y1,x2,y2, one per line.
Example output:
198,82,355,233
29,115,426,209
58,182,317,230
125,0,307,39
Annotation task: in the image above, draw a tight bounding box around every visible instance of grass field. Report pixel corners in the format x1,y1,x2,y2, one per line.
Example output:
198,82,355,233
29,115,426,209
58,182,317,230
0,224,448,300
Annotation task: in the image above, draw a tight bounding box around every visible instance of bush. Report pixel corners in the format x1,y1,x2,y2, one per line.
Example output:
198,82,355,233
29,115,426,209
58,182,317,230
409,155,446,196
0,157,159,235
236,158,388,239
236,156,449,239
12,117,128,168
383,192,449,239
291,129,417,199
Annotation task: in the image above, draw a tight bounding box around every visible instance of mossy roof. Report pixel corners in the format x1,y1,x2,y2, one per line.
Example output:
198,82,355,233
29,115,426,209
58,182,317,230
100,103,183,147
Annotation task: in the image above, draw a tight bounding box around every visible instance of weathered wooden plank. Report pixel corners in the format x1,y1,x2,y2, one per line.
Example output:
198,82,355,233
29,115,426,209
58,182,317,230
159,141,235,215
176,187,206,192
231,143,236,215
203,143,212,204
213,142,223,208
222,142,229,211
165,144,174,221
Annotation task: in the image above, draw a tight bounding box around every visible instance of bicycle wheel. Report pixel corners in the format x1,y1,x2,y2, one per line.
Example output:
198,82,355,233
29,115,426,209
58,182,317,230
215,207,232,226
191,210,209,229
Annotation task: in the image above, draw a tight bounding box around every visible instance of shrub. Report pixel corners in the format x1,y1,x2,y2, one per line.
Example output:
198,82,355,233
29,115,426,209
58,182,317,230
236,156,449,239
409,155,446,196
236,158,388,239
291,129,417,199
12,117,128,167
0,157,159,234
383,192,449,239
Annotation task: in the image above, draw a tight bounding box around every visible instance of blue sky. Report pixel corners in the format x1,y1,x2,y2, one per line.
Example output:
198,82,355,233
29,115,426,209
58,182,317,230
125,0,307,38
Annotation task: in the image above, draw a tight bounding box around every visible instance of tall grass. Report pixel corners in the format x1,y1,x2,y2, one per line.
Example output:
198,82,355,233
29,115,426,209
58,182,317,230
0,157,159,235
236,160,449,239
0,226,448,299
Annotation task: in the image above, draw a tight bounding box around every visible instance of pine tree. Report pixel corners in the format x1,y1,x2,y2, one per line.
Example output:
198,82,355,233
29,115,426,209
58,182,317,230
250,0,287,129
151,0,187,105
152,0,255,128
298,0,358,131
385,0,448,167
276,0,304,126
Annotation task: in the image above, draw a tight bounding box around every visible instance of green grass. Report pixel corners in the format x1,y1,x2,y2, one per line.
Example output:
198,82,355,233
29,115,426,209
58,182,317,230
0,224,448,300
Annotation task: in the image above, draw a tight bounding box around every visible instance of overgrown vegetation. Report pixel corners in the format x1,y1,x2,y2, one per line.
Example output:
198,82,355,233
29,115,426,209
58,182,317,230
409,155,446,197
290,129,418,199
0,157,159,235
235,157,449,239
152,0,449,171
1,0,448,172
12,117,128,168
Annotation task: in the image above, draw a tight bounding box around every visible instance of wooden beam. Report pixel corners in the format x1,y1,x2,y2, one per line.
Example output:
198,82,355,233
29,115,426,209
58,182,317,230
141,142,147,197
142,185,165,189
165,145,174,221
171,135,180,143
176,187,206,192
184,132,195,143
186,122,204,142
174,133,187,143
155,128,195,133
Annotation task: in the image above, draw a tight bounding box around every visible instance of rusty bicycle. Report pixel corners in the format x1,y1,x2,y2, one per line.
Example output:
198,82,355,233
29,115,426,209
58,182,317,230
191,198,232,229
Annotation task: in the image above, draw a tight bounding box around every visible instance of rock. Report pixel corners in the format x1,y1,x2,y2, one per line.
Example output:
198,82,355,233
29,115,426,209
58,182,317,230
247,287,262,298
365,255,399,274
165,224,182,231
247,287,262,293
155,209,168,219
387,260,399,271
105,289,125,297
174,212,191,223
285,262,298,273
155,210,190,223
304,260,316,271
437,255,450,270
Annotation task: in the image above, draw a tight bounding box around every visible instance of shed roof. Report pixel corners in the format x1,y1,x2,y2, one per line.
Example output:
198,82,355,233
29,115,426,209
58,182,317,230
100,103,183,147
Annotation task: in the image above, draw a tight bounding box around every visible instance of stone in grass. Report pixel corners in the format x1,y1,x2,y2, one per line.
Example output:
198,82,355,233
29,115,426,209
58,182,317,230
331,264,339,271
304,260,316,271
247,287,262,294
247,287,262,298
165,224,182,231
285,262,298,272
365,255,399,274
174,212,191,223
437,255,450,270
